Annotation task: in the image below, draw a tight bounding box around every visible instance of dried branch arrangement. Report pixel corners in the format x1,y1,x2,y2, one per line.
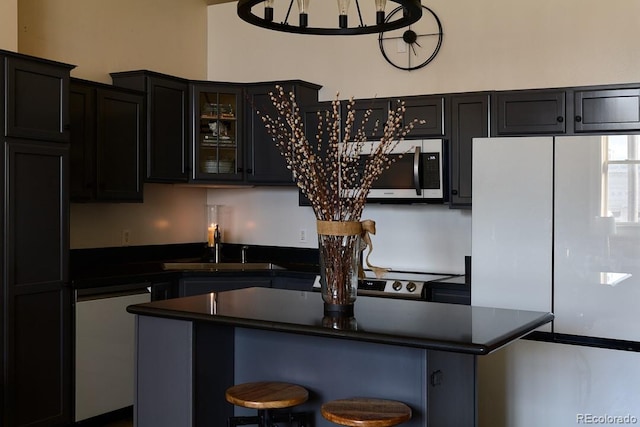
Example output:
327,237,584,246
259,86,423,308
260,85,423,222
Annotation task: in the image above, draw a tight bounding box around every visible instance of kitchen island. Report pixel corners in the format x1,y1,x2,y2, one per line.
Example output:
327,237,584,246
127,287,553,427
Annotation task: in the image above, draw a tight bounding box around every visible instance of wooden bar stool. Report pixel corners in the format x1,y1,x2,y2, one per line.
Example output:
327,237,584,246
225,381,310,427
321,398,412,427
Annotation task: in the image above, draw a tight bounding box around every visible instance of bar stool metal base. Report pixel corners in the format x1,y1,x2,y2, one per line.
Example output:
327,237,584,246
227,409,310,427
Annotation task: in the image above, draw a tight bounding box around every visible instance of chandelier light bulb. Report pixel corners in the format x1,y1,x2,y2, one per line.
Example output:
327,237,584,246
337,0,351,28
237,0,423,36
375,0,387,24
264,0,274,22
297,0,310,27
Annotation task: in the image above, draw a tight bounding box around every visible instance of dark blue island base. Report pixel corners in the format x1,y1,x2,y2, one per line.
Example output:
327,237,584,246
128,288,553,427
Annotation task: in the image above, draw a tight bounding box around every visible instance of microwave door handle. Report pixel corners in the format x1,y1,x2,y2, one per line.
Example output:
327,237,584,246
413,145,422,196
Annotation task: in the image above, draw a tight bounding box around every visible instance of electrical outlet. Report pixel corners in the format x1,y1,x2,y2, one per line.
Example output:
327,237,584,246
299,228,307,243
122,229,131,246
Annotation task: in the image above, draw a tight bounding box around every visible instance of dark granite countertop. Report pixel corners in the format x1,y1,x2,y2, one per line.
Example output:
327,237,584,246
127,287,553,355
70,243,320,289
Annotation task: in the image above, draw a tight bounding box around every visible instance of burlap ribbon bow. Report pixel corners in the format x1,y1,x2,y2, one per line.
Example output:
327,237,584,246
316,219,390,279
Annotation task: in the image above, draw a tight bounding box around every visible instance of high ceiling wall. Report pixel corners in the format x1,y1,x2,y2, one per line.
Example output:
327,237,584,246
18,0,208,83
0,0,17,51
208,0,640,100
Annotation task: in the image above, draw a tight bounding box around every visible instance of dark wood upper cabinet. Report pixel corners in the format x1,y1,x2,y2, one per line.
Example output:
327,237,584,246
102,68,640,208
449,93,489,208
69,83,96,200
190,82,244,182
244,81,320,185
302,100,336,149
96,88,144,201
574,87,640,132
342,97,389,141
70,79,144,202
111,71,190,182
494,90,566,135
402,95,445,137
5,56,72,142
297,101,335,206
245,85,290,184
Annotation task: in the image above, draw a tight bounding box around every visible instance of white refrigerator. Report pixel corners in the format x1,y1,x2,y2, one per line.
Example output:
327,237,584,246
471,135,640,426
473,134,640,341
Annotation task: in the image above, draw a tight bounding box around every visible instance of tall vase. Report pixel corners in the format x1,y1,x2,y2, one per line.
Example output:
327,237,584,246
317,231,360,317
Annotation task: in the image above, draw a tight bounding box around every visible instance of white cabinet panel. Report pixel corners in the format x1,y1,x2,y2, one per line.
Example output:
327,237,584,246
75,291,151,421
471,137,553,317
554,135,640,341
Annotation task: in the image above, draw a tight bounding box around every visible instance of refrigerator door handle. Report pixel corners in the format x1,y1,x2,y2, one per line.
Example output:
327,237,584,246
413,145,422,196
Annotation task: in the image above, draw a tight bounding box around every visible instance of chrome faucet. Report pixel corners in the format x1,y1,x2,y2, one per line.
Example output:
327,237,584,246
241,246,249,264
214,225,221,263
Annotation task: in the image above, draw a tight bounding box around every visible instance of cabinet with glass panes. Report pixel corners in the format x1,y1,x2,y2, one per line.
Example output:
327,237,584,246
191,84,243,181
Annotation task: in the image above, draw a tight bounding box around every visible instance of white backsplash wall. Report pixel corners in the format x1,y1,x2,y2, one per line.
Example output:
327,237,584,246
206,187,471,274
70,184,207,249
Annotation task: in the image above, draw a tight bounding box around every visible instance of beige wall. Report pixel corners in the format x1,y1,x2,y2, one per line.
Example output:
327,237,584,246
208,0,640,100
18,0,208,83
0,0,18,51
16,0,211,248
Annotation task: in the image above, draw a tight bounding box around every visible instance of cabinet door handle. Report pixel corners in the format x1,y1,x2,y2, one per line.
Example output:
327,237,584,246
451,189,458,195
413,145,422,196
246,168,253,174
575,115,582,122
430,369,443,387
556,116,564,123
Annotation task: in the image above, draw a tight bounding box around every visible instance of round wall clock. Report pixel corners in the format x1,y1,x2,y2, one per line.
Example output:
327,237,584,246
378,5,443,71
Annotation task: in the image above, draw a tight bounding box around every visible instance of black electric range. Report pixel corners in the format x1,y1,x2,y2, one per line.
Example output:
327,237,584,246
313,270,463,300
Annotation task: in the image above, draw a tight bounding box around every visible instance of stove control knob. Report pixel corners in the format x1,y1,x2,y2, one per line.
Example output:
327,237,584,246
392,280,402,291
406,282,417,293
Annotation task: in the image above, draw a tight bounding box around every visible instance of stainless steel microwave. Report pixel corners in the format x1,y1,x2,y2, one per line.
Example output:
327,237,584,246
342,139,447,202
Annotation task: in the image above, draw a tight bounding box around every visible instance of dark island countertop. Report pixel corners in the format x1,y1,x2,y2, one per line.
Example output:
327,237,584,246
127,287,553,355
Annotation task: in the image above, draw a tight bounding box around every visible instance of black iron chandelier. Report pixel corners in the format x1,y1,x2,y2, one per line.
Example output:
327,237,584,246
237,0,423,36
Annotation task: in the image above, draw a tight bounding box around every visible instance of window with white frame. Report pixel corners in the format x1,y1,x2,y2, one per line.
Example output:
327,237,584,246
603,135,640,224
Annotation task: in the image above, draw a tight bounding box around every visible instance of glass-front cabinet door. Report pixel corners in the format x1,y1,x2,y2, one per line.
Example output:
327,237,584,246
191,84,243,181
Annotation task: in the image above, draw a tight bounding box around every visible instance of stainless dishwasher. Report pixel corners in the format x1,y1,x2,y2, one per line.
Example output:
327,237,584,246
74,283,151,422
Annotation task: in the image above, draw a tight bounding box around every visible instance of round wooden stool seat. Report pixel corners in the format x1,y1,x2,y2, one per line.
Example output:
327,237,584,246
225,381,309,410
321,398,412,427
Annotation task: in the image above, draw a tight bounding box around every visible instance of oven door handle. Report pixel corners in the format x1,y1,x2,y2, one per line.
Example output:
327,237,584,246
413,145,422,196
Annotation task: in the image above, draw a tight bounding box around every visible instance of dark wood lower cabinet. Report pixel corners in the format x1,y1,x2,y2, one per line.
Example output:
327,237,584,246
10,288,71,427
178,277,271,297
2,140,71,427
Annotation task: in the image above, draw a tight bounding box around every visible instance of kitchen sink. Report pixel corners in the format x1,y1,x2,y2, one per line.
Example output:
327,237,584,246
162,262,284,271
